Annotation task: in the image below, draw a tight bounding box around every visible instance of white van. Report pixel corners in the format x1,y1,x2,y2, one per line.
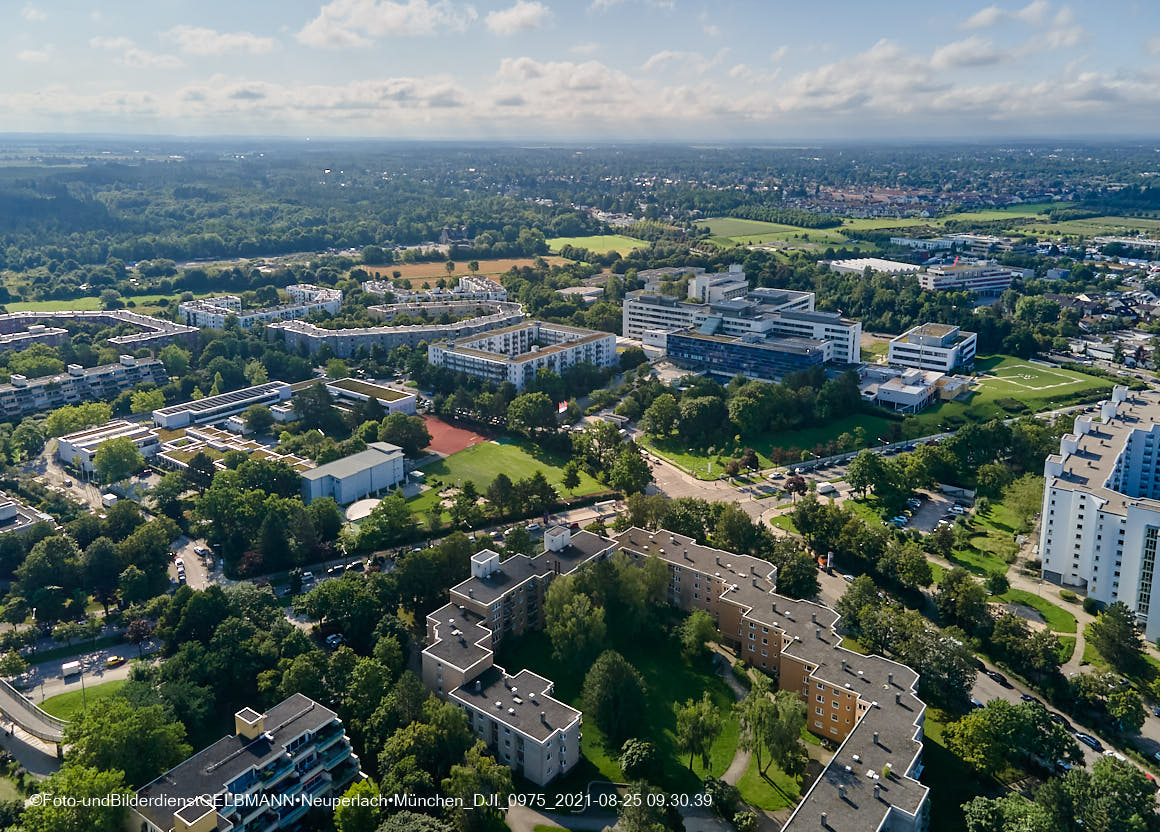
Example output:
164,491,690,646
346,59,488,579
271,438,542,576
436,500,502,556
61,661,81,678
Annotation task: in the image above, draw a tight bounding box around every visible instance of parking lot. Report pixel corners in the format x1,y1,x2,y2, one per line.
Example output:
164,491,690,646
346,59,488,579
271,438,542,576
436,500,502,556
907,490,960,532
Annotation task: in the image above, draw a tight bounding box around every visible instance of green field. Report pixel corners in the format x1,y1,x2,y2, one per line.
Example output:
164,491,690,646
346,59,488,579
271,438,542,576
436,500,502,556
907,355,1112,435
698,217,848,248
409,438,606,517
40,679,126,721
995,589,1077,634
547,234,648,255
1019,214,1160,238
3,291,213,314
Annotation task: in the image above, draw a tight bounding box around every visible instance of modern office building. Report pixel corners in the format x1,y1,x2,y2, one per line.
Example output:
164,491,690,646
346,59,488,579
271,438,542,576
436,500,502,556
362,274,507,302
422,527,617,786
916,262,1018,294
622,289,860,364
179,284,343,330
324,378,417,415
0,355,168,420
889,237,954,251
299,441,405,505
887,323,977,373
666,330,831,381
0,310,198,348
1039,387,1160,642
616,528,929,832
56,420,162,475
267,301,524,357
827,257,921,276
130,694,360,832
0,492,54,536
152,381,293,429
427,321,617,390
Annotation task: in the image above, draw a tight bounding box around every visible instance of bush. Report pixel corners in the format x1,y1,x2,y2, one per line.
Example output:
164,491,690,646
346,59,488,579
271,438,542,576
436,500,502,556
1060,589,1078,603
731,659,751,689
995,397,1029,413
1083,597,1100,615
703,777,740,819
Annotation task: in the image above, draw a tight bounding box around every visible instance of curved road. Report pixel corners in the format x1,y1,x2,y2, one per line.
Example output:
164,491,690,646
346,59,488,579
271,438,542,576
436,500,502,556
0,677,65,743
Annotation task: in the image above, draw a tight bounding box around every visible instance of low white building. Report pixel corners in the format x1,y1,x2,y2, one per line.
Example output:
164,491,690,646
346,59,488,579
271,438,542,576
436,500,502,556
888,323,977,373
300,441,405,505
324,378,417,415
917,262,1017,294
152,381,293,429
57,420,161,474
0,492,54,536
827,257,921,276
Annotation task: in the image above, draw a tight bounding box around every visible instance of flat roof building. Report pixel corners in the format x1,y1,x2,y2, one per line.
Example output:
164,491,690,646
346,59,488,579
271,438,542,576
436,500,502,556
152,381,293,429
827,257,921,276
363,274,507,302
667,329,831,382
0,492,54,536
57,419,162,475
0,310,198,348
888,323,977,373
427,321,617,391
917,262,1017,295
324,377,417,415
131,694,360,832
179,284,342,330
300,441,404,505
1040,387,1160,643
0,355,168,420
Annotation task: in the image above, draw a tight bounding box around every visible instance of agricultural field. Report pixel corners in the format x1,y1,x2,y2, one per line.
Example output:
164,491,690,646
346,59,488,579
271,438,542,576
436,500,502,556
546,234,648,255
697,217,848,247
1018,214,1160,239
360,256,569,285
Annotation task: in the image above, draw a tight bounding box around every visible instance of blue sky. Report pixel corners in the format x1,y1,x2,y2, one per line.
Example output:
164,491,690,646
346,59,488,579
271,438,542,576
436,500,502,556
5,0,1160,138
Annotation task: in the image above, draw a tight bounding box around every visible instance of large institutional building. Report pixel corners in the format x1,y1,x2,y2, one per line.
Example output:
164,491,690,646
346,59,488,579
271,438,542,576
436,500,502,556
299,441,405,505
421,526,930,830
427,321,617,390
1040,386,1160,641
622,283,861,369
887,323,977,373
916,262,1018,294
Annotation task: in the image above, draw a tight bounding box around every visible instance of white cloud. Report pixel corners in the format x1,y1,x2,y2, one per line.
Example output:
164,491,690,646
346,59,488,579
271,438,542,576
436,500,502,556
641,47,727,74
588,0,673,11
769,45,788,63
163,25,277,56
569,41,599,54
485,1,550,34
90,36,183,69
963,0,1049,29
297,0,478,48
930,36,1009,69
21,3,47,21
17,46,52,63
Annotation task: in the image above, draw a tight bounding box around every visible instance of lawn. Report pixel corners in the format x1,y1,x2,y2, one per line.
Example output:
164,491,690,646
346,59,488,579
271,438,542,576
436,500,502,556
735,752,801,811
1018,214,1160,239
40,679,126,721
697,217,849,247
546,235,648,255
497,628,745,796
994,589,1077,634
2,291,215,313
411,438,606,518
1057,636,1077,664
360,257,570,285
907,355,1112,434
0,777,20,801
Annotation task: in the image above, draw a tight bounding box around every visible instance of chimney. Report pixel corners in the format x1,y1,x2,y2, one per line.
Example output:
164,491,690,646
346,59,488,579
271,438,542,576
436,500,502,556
874,784,881,801
771,601,777,613
821,812,827,826
895,693,901,705
475,681,481,692
838,785,846,800
887,672,893,686
841,660,847,672
815,628,821,640
872,731,879,745
811,612,817,623
234,707,265,740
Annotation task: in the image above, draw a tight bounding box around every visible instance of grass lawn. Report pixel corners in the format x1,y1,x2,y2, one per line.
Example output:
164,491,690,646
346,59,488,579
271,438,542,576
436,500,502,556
0,777,20,801
1018,214,1160,239
769,514,799,534
40,679,126,721
735,753,801,811
497,628,743,795
30,634,126,665
3,291,216,314
698,217,849,248
412,437,606,518
360,257,570,285
547,234,648,255
907,355,1112,435
995,589,1077,634
1057,636,1077,664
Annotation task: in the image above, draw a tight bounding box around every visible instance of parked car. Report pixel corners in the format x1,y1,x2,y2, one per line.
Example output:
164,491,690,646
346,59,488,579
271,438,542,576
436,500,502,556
105,655,125,668
985,670,1011,687
970,698,984,709
302,571,315,584
1020,693,1042,704
325,634,345,649
1076,733,1102,751
841,574,855,583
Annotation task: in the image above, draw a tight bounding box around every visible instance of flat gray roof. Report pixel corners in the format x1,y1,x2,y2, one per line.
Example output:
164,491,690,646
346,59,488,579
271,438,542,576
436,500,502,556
300,442,402,481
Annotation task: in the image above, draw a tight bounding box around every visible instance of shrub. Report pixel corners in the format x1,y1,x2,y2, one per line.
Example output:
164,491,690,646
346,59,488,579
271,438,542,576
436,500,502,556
995,397,1029,413
703,777,740,819
1082,597,1100,615
1059,589,1078,603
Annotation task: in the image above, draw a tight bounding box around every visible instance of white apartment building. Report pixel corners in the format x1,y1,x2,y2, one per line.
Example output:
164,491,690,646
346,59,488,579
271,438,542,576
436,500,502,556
362,274,507,302
887,323,977,373
57,420,161,474
427,321,617,390
1040,387,1160,641
917,262,1017,294
622,289,861,364
178,284,342,329
0,355,168,420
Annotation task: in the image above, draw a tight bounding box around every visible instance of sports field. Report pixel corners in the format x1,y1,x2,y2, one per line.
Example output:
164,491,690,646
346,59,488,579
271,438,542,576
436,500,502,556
421,415,492,456
982,361,1092,395
546,234,647,255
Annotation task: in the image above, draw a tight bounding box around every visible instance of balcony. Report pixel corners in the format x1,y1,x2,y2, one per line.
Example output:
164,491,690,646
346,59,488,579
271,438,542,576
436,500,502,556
322,744,352,770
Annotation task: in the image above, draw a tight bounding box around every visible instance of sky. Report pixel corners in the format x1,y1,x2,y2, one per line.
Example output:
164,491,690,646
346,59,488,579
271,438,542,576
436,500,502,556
5,0,1160,140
